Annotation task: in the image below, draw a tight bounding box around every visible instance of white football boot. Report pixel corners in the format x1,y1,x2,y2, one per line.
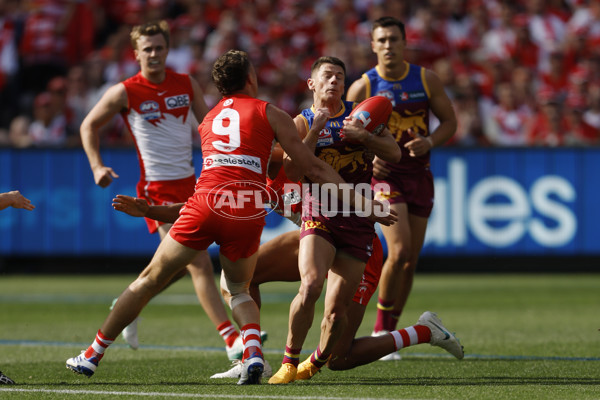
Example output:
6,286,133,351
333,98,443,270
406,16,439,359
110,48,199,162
417,311,464,359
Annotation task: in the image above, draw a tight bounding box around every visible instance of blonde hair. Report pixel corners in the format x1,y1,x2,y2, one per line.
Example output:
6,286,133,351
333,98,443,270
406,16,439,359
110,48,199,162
130,20,170,50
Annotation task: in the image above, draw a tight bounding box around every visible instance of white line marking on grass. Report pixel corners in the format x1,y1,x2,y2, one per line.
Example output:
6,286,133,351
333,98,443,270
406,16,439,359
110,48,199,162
0,388,414,400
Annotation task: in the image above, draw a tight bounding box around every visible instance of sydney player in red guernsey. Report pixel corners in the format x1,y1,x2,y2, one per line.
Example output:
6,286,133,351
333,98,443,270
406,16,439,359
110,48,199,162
346,16,457,356
78,21,243,361
68,50,397,385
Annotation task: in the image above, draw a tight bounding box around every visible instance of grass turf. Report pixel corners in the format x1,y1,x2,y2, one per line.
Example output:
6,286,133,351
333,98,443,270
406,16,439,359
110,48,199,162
0,273,598,399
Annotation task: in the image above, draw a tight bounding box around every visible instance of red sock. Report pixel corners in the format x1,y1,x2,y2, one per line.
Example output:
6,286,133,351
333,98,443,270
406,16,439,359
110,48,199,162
240,323,263,361
282,345,301,367
373,298,395,332
389,311,401,331
389,325,431,351
84,330,114,358
309,345,329,369
217,320,239,348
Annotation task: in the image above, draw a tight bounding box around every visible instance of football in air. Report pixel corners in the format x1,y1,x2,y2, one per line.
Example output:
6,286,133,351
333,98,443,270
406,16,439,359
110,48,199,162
349,96,393,135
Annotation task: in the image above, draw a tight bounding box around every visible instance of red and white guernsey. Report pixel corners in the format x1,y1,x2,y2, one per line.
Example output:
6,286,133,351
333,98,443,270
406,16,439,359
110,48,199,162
196,94,275,192
121,69,196,182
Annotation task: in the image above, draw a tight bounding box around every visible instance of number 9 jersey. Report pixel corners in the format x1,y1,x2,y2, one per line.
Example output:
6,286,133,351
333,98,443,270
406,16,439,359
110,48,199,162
195,94,276,193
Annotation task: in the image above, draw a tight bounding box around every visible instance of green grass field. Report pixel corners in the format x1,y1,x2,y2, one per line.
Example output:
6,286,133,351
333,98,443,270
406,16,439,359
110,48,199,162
0,273,598,399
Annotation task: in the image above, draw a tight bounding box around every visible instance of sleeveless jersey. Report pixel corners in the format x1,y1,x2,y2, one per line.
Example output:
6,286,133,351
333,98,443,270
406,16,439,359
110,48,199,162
362,62,431,172
196,94,275,193
298,101,372,188
298,101,373,227
121,69,196,182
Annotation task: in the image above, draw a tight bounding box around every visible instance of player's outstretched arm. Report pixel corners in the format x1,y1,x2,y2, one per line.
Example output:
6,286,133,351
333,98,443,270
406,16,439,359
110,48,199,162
0,191,35,211
112,195,183,223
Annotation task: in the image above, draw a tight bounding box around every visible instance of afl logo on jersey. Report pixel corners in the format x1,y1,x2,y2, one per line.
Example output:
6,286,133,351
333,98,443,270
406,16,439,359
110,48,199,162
139,101,161,120
375,90,396,106
165,94,190,110
223,99,233,107
317,127,334,147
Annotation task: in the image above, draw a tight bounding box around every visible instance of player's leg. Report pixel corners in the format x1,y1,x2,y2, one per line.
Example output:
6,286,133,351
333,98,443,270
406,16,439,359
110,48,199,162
295,253,364,380
251,229,301,308
219,251,265,385
269,235,334,384
318,253,365,356
328,310,464,371
66,235,196,376
117,224,188,350
390,213,428,328
374,202,411,334
185,249,243,360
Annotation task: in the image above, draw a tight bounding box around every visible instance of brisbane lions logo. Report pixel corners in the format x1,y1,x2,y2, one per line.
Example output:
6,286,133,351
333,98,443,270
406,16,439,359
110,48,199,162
388,109,427,142
318,148,367,173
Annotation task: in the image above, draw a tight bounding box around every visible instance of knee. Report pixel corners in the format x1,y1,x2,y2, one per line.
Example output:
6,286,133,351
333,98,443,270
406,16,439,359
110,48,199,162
327,356,347,371
323,309,346,329
388,247,411,268
129,275,162,298
299,279,324,305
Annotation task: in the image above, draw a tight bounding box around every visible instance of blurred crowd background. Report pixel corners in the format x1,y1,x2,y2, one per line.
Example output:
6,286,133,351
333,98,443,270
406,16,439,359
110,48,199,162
0,0,599,149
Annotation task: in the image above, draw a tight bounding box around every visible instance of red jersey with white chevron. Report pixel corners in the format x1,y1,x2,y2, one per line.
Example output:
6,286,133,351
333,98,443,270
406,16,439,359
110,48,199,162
121,69,196,182
196,94,275,192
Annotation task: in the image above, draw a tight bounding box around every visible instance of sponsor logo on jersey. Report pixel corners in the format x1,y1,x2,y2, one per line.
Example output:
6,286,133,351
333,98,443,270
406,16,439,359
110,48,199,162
165,94,190,110
401,92,409,101
317,127,334,147
203,154,262,174
139,100,161,120
409,91,426,99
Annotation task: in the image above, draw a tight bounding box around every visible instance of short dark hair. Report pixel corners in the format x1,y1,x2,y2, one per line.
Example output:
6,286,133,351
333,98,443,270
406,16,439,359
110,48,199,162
372,16,406,40
130,20,170,50
310,56,346,77
211,50,251,96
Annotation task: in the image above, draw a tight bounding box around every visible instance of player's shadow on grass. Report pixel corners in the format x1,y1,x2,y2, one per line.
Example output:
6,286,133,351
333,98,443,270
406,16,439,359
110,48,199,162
300,376,600,386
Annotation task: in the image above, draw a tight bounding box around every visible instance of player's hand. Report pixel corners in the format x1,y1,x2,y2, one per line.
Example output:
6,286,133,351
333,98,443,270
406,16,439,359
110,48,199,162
8,190,35,211
93,166,119,188
341,117,370,143
112,195,149,217
313,108,331,130
372,156,390,179
404,128,433,157
367,199,397,226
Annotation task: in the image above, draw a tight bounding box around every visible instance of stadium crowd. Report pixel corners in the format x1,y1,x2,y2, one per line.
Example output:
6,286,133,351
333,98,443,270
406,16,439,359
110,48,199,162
0,0,599,148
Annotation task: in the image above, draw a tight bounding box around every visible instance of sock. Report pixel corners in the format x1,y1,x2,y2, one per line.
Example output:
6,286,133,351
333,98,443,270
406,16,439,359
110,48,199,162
84,330,115,359
389,325,431,351
389,311,401,331
373,298,395,332
282,345,301,367
240,323,263,361
308,345,329,369
217,320,240,348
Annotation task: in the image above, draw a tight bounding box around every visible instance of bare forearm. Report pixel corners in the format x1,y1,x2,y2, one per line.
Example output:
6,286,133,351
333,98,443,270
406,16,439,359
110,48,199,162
81,124,104,169
365,134,401,163
145,203,184,223
428,120,457,147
